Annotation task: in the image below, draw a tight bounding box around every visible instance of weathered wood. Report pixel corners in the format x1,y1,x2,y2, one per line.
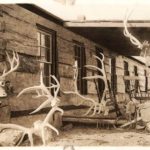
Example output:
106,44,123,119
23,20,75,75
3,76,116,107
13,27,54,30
0,21,5,32
120,117,142,128
53,112,63,129
124,76,141,80
59,63,74,78
62,116,126,125
17,54,39,73
117,76,124,84
2,5,36,27
4,17,37,40
64,20,150,28
117,84,125,93
0,98,11,123
59,51,74,65
116,69,124,76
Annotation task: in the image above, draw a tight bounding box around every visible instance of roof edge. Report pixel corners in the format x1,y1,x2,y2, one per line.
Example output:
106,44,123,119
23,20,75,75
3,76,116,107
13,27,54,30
18,4,64,26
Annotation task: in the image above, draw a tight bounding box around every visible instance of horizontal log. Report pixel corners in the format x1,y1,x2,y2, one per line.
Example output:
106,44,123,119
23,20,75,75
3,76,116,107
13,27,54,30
62,116,126,125
2,5,36,27
59,63,74,78
4,17,37,40
17,54,40,73
6,40,38,56
124,76,141,80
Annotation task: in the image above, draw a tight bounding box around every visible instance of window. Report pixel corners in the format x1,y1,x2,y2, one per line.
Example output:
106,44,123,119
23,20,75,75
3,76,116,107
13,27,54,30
134,66,139,93
95,47,104,101
37,24,57,87
74,40,87,94
111,58,117,94
145,70,148,92
124,61,130,92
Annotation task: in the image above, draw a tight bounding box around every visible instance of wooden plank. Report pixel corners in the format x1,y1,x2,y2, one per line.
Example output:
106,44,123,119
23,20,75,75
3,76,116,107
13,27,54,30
124,76,141,80
64,21,150,28
2,5,36,27
4,15,37,40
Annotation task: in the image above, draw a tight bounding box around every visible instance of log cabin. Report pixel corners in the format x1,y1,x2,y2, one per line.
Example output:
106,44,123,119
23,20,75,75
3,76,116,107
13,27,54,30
0,4,150,125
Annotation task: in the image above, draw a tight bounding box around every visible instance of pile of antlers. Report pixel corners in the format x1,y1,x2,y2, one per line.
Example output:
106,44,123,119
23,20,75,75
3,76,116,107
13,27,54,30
64,53,109,116
0,69,63,146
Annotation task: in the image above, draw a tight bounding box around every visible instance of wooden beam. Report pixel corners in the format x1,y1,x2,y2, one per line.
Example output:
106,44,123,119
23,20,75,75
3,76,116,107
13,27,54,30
64,21,150,28
62,116,126,125
124,76,141,80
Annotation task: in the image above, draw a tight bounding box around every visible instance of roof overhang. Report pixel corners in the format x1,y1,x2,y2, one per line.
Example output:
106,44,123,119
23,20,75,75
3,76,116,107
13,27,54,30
64,20,150,56
19,4,150,56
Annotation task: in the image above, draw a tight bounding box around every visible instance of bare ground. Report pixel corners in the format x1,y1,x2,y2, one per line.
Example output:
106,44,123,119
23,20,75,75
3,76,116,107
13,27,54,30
48,125,150,146
11,115,150,147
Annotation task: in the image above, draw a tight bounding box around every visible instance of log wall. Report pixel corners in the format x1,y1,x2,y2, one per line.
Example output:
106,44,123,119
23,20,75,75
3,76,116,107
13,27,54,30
0,4,149,120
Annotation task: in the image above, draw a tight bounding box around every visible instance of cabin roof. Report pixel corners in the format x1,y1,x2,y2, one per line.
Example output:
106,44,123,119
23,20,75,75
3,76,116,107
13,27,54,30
19,4,150,58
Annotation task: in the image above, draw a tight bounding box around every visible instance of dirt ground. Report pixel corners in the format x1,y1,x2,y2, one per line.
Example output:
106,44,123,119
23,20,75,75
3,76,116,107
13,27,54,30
10,113,150,147
45,124,150,146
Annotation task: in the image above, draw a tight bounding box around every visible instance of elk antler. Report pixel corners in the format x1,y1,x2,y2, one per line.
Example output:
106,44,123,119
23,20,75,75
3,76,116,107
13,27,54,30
123,12,143,49
17,72,53,98
17,72,61,114
83,52,109,116
33,106,63,146
1,51,19,79
63,61,99,116
64,61,96,107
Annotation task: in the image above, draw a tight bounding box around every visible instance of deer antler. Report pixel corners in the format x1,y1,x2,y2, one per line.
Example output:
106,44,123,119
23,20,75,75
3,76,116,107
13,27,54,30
1,51,19,79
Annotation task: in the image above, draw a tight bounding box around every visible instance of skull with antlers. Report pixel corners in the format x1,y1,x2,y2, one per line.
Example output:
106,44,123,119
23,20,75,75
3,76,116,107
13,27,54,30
0,51,19,97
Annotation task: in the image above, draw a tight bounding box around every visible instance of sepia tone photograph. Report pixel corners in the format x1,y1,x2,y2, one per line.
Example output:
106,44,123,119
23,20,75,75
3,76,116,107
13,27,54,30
0,0,150,147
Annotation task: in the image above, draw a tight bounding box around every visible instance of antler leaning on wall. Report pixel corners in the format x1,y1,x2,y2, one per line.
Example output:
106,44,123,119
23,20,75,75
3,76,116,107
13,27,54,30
17,72,60,114
64,56,109,116
63,61,98,116
83,52,109,116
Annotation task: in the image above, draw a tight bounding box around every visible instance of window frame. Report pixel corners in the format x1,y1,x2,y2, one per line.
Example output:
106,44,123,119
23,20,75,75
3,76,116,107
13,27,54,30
37,24,58,88
73,40,87,95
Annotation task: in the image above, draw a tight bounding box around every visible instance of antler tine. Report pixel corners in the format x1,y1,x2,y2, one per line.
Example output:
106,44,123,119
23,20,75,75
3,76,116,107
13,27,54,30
1,51,20,78
17,72,52,98
93,53,104,61
17,86,48,98
29,99,52,114
93,55,104,65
